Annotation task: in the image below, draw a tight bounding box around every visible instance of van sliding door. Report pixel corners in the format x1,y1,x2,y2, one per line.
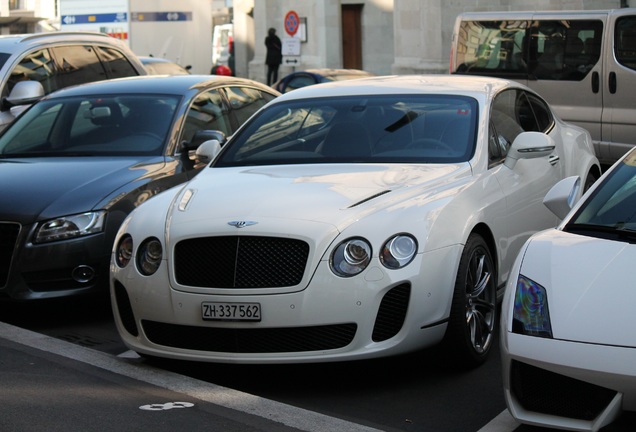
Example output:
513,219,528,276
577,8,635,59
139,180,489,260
525,14,605,160
604,12,636,163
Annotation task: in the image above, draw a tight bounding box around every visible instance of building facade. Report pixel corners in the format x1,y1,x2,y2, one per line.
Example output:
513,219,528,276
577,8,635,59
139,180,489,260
0,0,634,84
236,0,632,84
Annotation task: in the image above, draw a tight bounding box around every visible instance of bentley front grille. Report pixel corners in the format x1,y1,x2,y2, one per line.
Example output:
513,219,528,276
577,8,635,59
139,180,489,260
174,236,309,288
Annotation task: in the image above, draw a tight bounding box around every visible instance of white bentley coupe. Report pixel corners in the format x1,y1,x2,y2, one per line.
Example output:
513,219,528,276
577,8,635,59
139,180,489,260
110,75,600,367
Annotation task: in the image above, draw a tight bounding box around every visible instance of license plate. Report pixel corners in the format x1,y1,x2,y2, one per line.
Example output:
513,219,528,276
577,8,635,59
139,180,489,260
201,302,261,321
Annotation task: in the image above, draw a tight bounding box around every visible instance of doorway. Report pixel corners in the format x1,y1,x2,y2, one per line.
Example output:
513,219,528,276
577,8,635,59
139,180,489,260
341,4,363,69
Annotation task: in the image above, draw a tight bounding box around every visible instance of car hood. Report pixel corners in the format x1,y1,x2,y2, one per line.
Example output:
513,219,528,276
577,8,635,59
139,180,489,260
170,163,469,232
0,156,165,223
520,230,636,347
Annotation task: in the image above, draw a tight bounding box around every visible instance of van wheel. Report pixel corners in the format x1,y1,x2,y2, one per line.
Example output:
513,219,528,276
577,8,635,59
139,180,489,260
442,233,497,369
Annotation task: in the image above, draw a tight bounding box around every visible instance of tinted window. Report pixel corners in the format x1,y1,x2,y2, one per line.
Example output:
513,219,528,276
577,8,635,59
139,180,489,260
95,46,140,78
51,45,106,90
183,89,232,141
214,95,478,167
5,49,57,97
455,19,603,81
531,20,603,81
0,95,178,156
455,20,530,74
284,74,317,92
225,86,276,126
615,16,636,71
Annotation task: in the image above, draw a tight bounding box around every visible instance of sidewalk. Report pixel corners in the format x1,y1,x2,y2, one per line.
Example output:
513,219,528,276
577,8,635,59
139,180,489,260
0,322,382,432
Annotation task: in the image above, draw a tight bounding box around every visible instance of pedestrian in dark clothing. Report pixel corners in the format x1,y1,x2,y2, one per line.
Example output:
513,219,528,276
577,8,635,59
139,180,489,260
265,28,282,86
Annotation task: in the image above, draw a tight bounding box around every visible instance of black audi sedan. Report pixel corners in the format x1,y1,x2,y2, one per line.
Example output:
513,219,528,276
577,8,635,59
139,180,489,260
0,74,279,300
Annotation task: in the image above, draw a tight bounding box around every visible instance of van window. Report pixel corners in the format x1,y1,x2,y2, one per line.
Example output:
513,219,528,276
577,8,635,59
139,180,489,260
531,20,603,81
455,19,603,81
456,20,530,74
615,16,636,71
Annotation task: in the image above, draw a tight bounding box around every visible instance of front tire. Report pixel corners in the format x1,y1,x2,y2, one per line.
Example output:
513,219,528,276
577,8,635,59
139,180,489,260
443,233,497,368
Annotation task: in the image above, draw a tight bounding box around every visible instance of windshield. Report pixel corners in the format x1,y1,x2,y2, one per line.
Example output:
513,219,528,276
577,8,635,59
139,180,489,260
0,94,180,157
565,150,636,241
214,94,478,167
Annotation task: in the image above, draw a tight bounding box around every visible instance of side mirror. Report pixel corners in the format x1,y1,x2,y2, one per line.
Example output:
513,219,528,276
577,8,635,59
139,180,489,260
4,81,45,106
504,132,556,169
543,176,581,220
194,139,222,167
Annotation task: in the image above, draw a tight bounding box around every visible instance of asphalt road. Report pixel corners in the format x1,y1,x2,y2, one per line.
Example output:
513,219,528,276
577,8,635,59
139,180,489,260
1,295,634,432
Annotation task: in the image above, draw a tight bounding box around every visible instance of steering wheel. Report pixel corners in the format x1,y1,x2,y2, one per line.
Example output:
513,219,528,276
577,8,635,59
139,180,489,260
407,138,454,152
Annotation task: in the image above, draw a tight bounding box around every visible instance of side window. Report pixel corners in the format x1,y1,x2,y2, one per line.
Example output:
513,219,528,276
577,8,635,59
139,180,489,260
225,86,276,127
94,46,140,78
491,89,524,148
531,20,603,81
615,16,636,71
183,89,232,142
50,45,107,90
525,93,554,132
6,49,57,97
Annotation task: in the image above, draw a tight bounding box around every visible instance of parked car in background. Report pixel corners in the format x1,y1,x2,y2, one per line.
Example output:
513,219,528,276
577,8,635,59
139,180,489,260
0,75,279,301
272,68,374,93
139,56,191,75
0,31,147,131
111,75,599,367
501,146,636,432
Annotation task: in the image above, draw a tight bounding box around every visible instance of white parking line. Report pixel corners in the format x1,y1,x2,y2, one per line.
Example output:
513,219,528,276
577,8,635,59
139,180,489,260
0,321,383,432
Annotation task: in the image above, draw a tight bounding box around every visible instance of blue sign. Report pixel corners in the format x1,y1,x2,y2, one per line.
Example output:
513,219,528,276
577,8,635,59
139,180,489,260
131,12,192,22
62,13,127,25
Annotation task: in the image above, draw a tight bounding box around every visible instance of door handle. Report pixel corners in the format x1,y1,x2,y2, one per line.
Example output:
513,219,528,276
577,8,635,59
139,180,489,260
609,72,617,94
592,71,599,93
548,154,560,166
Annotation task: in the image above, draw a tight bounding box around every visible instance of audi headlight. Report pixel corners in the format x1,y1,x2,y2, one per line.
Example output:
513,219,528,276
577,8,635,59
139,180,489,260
34,211,106,244
380,234,417,269
512,275,553,338
330,238,371,277
136,237,163,276
115,234,133,268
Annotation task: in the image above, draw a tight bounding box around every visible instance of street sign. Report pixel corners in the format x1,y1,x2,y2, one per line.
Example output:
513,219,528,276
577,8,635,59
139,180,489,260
282,37,301,56
284,10,300,36
283,56,300,66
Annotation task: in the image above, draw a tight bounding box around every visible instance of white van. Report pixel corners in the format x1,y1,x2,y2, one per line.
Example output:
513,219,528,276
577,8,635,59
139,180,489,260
451,9,636,165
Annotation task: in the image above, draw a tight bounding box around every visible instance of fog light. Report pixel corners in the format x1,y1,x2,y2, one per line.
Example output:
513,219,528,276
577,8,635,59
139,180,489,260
72,265,95,283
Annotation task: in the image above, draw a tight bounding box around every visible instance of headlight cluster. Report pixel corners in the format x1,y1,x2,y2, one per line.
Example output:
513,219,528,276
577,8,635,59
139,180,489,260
330,234,417,277
115,235,163,276
512,275,553,338
34,211,106,244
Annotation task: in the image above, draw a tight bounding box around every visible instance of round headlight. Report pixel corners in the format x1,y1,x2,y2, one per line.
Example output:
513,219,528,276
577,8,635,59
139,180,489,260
380,234,417,269
330,238,371,277
136,237,163,276
115,234,133,268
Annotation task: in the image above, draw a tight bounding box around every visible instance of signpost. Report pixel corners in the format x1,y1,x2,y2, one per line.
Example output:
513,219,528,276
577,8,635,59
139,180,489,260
283,11,301,70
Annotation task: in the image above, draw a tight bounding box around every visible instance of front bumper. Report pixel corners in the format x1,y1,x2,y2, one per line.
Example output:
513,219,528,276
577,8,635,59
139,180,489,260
502,332,636,431
111,245,461,363
0,221,110,300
